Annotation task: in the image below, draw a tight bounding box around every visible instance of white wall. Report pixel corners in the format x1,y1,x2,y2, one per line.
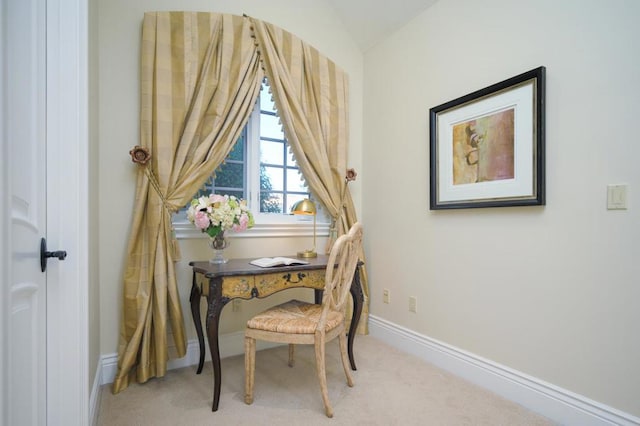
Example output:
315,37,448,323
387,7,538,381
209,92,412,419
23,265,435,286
96,0,363,359
363,0,639,417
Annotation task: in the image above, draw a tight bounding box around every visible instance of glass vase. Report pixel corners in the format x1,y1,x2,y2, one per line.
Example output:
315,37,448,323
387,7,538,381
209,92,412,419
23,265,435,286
208,231,230,264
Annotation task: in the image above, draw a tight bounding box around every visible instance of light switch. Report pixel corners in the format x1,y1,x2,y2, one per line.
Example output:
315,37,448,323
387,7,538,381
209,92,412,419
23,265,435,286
607,184,628,210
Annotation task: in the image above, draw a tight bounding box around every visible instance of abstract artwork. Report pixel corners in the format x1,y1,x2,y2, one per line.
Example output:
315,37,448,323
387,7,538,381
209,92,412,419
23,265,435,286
430,67,545,209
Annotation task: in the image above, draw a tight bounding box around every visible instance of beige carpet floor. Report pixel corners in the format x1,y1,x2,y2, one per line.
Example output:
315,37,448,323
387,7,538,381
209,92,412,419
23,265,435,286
98,335,555,425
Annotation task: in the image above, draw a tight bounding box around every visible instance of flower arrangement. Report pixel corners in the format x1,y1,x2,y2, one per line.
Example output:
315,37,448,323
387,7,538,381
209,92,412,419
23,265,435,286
186,194,255,239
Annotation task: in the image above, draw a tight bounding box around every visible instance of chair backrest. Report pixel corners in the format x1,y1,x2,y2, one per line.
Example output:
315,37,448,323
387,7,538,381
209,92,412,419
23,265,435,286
318,222,363,331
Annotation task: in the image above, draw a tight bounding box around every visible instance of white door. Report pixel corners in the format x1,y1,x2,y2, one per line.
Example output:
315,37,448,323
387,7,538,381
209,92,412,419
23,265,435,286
2,0,88,424
4,0,49,424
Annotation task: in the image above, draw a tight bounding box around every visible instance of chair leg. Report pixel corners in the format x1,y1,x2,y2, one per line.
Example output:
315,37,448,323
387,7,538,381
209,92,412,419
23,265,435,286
314,335,333,418
288,344,295,367
338,332,354,387
244,336,255,404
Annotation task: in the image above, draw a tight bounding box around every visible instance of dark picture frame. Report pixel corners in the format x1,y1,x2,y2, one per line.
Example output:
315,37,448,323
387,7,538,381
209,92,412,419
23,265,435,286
429,66,545,210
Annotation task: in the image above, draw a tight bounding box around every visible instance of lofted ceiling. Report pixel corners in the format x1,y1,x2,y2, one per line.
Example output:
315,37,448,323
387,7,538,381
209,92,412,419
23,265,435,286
325,0,439,51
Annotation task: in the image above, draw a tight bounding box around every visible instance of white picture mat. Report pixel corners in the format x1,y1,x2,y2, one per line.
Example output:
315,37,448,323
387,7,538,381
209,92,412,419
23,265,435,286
436,81,535,203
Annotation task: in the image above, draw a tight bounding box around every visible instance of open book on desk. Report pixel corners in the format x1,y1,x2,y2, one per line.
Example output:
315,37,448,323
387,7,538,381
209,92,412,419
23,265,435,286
250,257,310,268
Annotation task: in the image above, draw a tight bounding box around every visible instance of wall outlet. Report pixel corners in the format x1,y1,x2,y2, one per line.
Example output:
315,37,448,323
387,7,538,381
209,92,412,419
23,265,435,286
409,296,417,313
383,289,390,304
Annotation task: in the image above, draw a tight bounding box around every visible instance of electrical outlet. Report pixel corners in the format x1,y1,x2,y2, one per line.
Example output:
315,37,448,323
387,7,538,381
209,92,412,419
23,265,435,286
383,289,390,304
409,296,417,313
232,299,241,312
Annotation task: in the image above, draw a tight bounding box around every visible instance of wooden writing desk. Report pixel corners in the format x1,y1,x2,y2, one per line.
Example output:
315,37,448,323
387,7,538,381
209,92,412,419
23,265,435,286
188,255,364,411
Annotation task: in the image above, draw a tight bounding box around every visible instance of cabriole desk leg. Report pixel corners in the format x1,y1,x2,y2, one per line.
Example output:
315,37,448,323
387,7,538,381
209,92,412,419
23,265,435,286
348,266,364,371
189,271,205,374
205,276,228,411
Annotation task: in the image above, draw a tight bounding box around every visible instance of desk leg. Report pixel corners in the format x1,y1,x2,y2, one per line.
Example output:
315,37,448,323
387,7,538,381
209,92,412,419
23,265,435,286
348,266,364,371
189,272,205,374
205,277,228,412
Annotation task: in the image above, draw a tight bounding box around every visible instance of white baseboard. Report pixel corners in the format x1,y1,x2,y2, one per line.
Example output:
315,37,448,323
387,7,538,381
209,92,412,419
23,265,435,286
97,331,281,387
368,315,639,426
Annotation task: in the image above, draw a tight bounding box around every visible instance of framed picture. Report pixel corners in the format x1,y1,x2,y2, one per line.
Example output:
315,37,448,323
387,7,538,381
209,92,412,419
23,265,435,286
429,66,545,210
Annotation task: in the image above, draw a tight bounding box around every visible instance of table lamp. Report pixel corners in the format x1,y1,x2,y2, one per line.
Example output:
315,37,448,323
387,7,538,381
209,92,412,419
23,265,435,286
291,198,317,258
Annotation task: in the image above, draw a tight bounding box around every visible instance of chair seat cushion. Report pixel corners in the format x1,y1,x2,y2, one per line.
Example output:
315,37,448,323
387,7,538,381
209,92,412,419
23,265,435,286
246,299,344,334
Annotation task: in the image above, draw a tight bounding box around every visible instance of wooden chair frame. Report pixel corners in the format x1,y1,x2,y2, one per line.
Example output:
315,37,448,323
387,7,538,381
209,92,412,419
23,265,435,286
244,222,364,417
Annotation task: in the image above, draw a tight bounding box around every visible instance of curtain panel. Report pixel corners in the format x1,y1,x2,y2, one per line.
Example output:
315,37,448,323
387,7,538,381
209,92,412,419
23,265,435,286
249,18,369,333
112,12,263,393
113,11,368,394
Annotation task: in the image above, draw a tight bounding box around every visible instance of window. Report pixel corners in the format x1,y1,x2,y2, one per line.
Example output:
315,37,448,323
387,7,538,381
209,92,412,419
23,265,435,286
251,81,312,215
175,79,329,238
191,129,248,202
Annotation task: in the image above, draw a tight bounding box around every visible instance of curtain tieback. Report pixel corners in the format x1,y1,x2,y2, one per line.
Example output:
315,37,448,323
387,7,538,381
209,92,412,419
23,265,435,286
143,168,182,261
325,169,358,254
129,146,182,260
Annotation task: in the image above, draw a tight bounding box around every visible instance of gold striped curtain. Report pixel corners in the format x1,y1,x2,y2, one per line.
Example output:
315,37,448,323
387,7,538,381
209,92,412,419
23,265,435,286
114,12,369,394
112,12,263,394
250,18,369,334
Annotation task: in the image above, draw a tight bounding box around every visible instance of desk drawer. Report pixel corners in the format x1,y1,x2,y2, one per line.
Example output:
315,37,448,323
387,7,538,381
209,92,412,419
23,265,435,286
222,276,254,299
254,269,325,298
196,273,254,299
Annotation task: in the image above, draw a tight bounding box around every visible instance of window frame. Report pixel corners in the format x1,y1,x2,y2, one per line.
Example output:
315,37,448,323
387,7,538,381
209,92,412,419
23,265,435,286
173,85,330,240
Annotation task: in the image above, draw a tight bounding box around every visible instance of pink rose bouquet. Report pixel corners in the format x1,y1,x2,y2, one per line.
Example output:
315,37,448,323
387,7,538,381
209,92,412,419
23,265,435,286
186,194,254,238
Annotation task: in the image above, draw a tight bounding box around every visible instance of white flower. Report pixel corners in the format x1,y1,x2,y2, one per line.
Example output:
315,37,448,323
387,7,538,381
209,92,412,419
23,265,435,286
186,193,255,238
